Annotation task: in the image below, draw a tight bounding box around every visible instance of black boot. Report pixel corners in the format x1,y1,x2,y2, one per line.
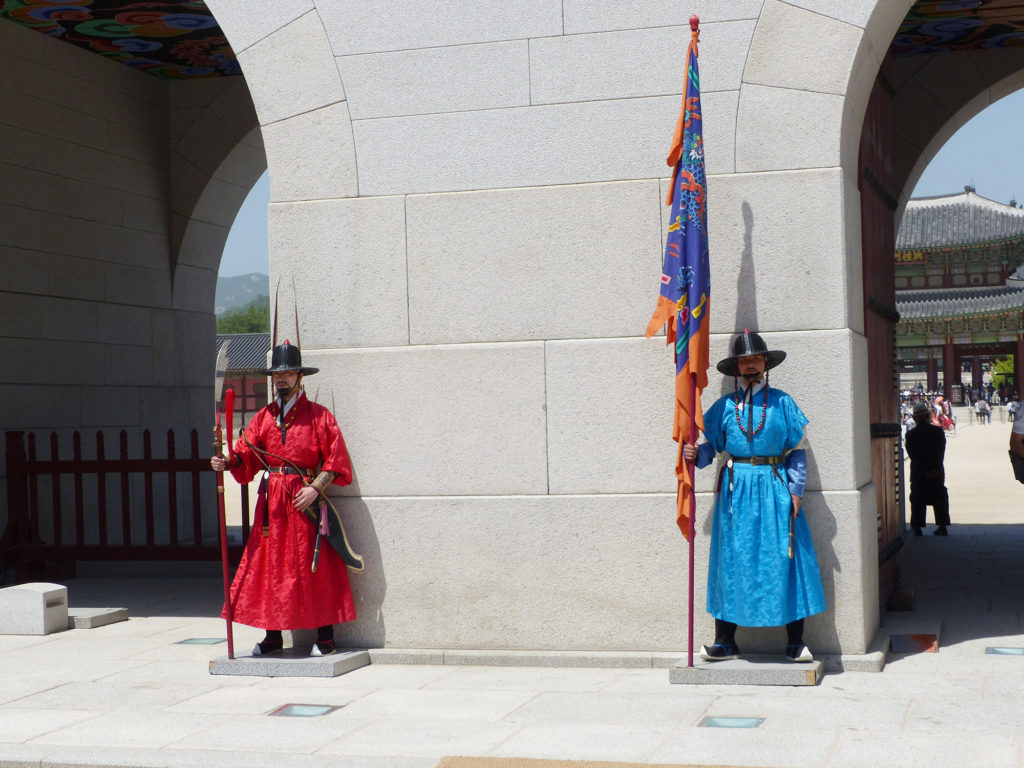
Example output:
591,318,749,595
700,619,740,661
253,629,283,656
311,624,336,657
784,619,812,662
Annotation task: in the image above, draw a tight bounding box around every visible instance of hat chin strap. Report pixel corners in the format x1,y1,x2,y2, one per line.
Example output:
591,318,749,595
274,376,302,403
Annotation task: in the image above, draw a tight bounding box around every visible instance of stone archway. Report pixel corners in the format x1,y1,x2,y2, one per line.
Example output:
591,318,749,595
0,6,267,437
732,0,1024,650
716,0,919,656
0,5,267,559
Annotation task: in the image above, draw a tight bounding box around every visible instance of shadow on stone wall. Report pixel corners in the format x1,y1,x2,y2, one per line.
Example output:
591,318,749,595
696,198,841,653
332,492,386,649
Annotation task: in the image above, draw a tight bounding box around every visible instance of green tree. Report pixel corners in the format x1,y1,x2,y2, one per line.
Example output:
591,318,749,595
217,296,270,333
991,355,1015,387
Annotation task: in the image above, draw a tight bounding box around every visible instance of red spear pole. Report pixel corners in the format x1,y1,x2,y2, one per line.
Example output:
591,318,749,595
215,388,236,659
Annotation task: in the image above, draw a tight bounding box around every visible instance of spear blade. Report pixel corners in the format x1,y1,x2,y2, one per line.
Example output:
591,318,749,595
214,339,232,424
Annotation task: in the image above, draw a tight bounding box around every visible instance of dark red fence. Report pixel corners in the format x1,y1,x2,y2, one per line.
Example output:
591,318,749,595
2,429,249,574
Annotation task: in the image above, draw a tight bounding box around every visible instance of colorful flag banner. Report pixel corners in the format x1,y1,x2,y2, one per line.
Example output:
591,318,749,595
646,23,710,541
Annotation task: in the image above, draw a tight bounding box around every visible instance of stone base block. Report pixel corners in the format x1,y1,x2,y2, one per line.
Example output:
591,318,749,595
209,648,369,678
0,582,68,635
68,607,129,629
368,648,697,669
669,655,825,686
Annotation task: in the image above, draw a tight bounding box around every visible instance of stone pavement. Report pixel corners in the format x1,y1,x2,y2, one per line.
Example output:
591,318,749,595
2,410,1024,768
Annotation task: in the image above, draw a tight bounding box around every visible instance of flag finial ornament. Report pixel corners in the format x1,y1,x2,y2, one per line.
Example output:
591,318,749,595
690,14,699,31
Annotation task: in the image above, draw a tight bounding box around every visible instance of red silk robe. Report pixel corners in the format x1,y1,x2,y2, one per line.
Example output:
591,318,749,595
222,393,357,629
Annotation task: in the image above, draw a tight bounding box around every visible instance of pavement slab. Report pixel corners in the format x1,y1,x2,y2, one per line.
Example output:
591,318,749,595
650,725,838,767
164,683,368,715
0,679,219,712
829,729,1021,768
317,717,521,758
502,690,713,728
485,723,673,763
166,710,370,754
26,710,232,749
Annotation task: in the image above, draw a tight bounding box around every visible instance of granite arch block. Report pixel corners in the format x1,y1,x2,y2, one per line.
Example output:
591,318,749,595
405,181,663,344
267,196,408,348
309,343,548,496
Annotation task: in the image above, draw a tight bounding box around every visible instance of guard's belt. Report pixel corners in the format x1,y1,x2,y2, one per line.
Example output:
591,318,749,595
267,466,315,477
730,455,785,466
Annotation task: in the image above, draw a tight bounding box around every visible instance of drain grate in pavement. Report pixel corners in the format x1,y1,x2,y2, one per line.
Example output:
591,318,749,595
698,716,765,728
267,703,339,717
986,647,1024,655
176,638,226,645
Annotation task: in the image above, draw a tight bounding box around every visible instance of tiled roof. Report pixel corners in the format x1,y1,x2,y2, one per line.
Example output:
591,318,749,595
216,333,270,373
896,190,1024,250
896,286,1024,319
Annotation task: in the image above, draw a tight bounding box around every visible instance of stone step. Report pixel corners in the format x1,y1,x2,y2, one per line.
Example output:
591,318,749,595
209,648,370,678
67,607,129,630
669,655,825,686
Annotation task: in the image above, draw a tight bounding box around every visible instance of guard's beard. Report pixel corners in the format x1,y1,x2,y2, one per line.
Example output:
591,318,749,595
741,372,763,384
275,383,297,419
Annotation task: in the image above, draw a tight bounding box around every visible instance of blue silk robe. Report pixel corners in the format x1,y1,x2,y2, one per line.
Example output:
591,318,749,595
695,384,826,626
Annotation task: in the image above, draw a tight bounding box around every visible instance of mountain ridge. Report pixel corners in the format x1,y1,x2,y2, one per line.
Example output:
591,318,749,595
216,273,269,315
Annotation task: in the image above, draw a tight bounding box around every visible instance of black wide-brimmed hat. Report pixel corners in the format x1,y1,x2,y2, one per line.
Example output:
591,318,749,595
716,329,786,376
259,340,319,376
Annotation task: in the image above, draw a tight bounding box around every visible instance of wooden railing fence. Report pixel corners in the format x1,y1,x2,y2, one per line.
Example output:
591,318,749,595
2,429,249,574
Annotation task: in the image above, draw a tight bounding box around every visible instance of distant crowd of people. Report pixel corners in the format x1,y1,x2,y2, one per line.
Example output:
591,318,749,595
900,382,1021,433
900,391,955,434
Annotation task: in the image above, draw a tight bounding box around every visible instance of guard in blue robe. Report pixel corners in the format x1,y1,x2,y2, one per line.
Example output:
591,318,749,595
684,330,826,662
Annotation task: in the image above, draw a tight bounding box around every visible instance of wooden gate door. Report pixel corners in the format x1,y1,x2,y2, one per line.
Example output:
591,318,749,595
859,64,904,606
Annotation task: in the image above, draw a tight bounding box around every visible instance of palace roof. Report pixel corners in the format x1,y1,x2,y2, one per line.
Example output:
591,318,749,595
215,333,271,373
896,286,1024,320
896,190,1024,250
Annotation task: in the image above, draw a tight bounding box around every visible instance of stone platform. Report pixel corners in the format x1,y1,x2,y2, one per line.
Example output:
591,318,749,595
67,607,128,629
209,648,369,678
669,655,825,686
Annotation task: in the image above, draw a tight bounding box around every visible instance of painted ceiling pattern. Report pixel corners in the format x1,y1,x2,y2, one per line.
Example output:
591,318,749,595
893,0,1024,55
0,0,239,79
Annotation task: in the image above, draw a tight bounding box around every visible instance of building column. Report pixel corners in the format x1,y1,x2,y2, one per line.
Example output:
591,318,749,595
942,341,957,402
926,357,938,391
972,356,983,391
1016,337,1024,398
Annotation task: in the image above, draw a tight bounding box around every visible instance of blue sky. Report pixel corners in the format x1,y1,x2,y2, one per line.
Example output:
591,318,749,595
218,88,1024,277
219,171,269,277
912,87,1024,204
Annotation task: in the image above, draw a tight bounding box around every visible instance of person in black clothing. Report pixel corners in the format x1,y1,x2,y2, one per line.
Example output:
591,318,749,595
905,401,950,536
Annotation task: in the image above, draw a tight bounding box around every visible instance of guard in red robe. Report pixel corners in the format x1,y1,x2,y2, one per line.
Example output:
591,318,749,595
211,340,358,657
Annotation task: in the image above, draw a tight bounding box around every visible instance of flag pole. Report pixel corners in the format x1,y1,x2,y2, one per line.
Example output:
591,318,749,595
649,12,707,670
688,373,698,667
686,12,700,671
